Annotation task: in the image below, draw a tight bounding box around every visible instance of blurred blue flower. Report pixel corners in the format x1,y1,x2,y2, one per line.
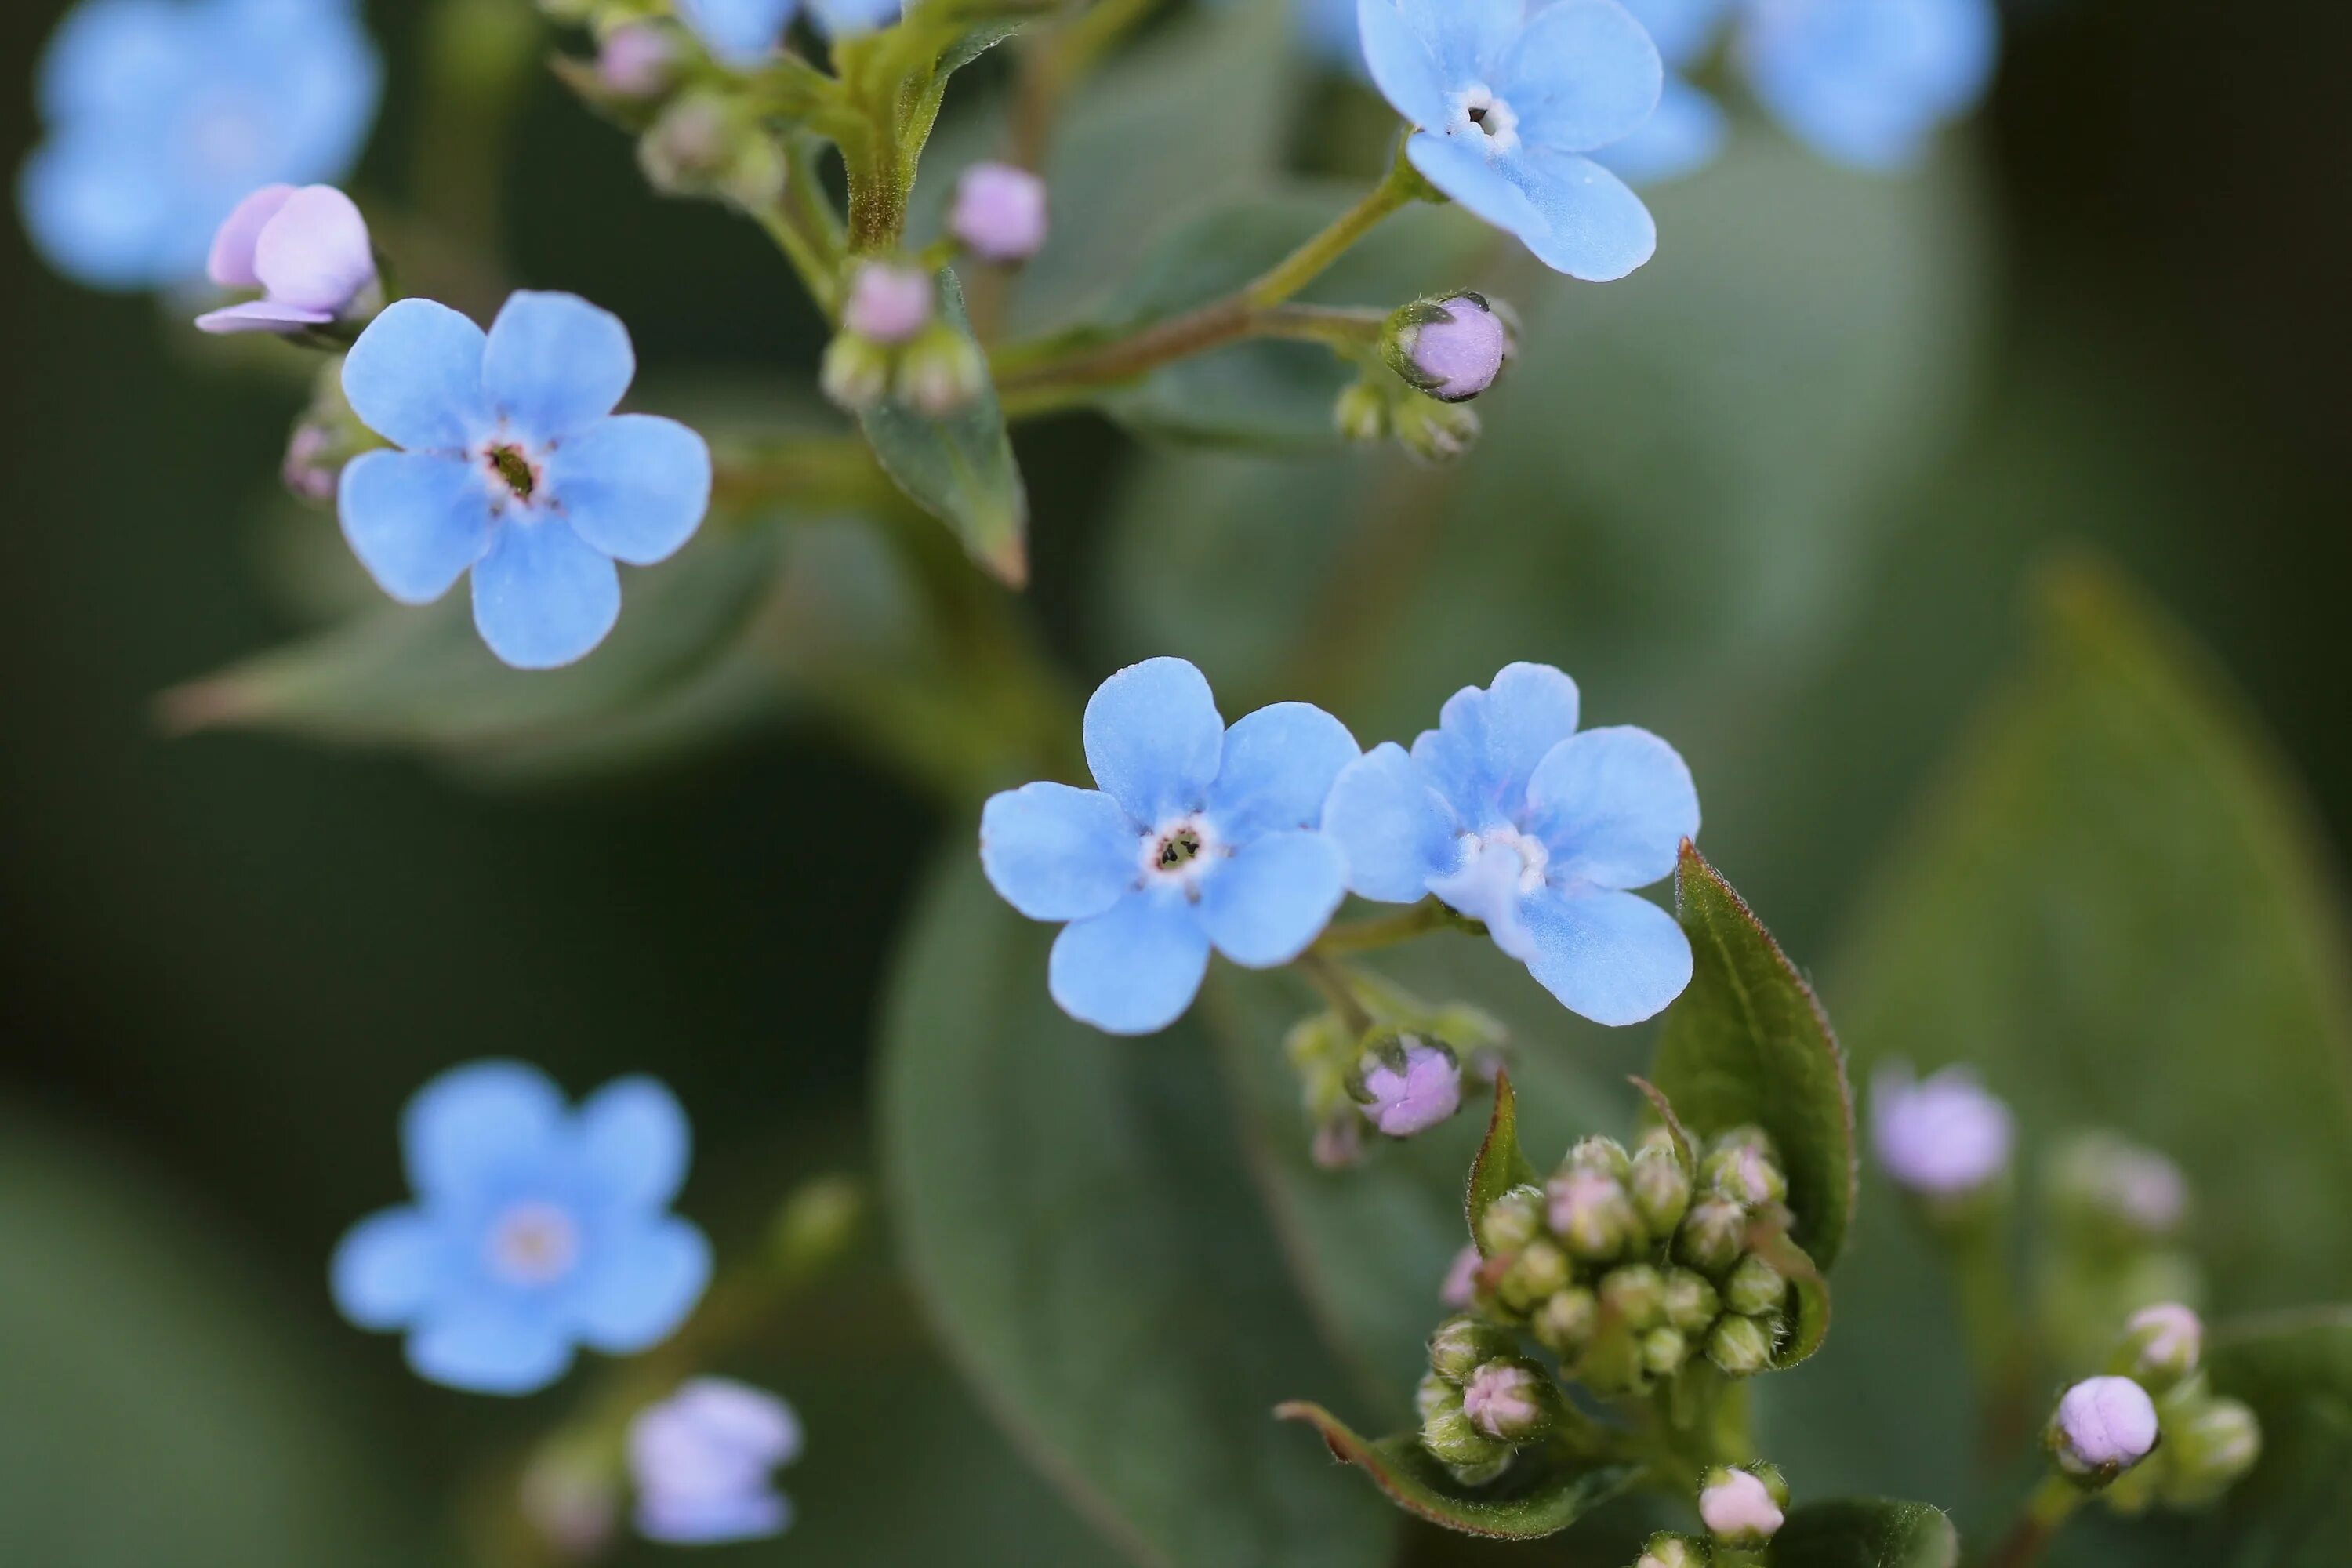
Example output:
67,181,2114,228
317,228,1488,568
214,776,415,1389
337,291,713,670
1323,662,1699,1025
1296,0,1367,74
1594,0,1731,186
678,0,902,65
1356,0,1663,280
332,1062,713,1396
630,1379,803,1544
980,658,1359,1036
1739,0,1998,169
19,0,380,292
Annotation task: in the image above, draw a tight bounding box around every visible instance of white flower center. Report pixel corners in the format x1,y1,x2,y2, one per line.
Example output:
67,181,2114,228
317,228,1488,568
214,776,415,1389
1428,825,1549,961
1449,85,1521,156
488,1200,581,1286
1138,815,1221,896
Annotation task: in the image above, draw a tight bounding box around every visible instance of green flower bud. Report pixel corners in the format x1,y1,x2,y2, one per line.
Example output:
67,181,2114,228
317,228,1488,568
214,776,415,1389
1708,1125,1779,1161
1549,1170,1641,1261
1631,1142,1693,1236
894,323,989,418
1706,1314,1776,1378
1600,1263,1668,1331
1702,1141,1788,1208
1461,1357,1563,1443
1392,397,1481,464
1334,379,1391,444
1661,1269,1721,1334
2111,1302,2202,1392
2158,1396,2261,1507
1639,1326,1690,1378
1566,1134,1633,1181
771,1172,865,1272
820,332,894,412
1698,1464,1788,1550
1722,1254,1788,1318
1478,1184,1547,1256
1421,1405,1512,1470
1635,1532,1712,1568
1499,1240,1572,1312
1428,1316,1516,1381
1415,1370,1464,1424
1675,1196,1749,1276
637,93,785,210
1531,1286,1599,1355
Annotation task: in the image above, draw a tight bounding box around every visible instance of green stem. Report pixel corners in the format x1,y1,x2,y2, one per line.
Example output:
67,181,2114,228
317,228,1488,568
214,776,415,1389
1984,1475,2083,1568
1244,155,1425,310
1298,953,1375,1036
1311,899,1483,956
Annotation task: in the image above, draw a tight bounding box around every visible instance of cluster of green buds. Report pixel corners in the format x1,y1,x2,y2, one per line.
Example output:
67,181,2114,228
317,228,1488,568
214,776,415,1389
1335,292,1517,463
1468,1125,1797,1394
821,262,986,416
1415,1318,1569,1484
2039,1130,2205,1370
2047,1303,2261,1510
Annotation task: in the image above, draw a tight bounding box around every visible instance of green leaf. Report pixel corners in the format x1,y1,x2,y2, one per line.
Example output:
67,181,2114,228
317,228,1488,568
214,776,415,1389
1630,1073,1697,1172
1651,844,1858,1270
1466,1069,1540,1255
2202,1308,2352,1567
858,271,1029,585
879,858,1396,1568
1276,1402,1639,1541
1766,1499,1959,1568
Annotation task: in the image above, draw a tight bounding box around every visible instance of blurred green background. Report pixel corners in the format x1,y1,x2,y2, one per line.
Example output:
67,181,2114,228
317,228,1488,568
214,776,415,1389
2,0,2348,1563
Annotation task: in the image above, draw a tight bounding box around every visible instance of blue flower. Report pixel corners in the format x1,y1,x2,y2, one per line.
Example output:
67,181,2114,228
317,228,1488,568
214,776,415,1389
20,0,380,292
980,658,1359,1036
1739,0,1998,170
331,1062,713,1396
1297,0,1369,75
630,1379,803,1544
1356,0,1663,280
1323,663,1699,1025
1593,0,1732,186
677,0,903,65
337,292,713,670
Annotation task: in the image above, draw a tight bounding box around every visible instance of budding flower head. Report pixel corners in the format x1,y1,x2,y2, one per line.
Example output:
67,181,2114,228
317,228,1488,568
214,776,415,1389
844,262,935,345
1722,1254,1788,1318
639,93,786,209
1532,1285,1598,1354
197,184,379,336
1698,1465,1788,1549
950,162,1049,263
2049,1131,2190,1240
1479,1184,1546,1256
1639,1326,1690,1378
1662,1269,1721,1334
1549,1169,1640,1261
1428,1316,1515,1381
1499,1240,1572,1312
1871,1063,2014,1198
1334,379,1392,444
1351,1033,1462,1138
1566,1135,1633,1181
2160,1396,2261,1506
2049,1376,2161,1485
1421,1406,1511,1473
1635,1533,1711,1568
1416,1370,1465,1422
1675,1195,1748,1276
598,24,680,97
821,332,893,412
1631,1142,1693,1236
895,323,988,418
2115,1303,2202,1391
1702,1140,1787,1208
1392,396,1481,463
1461,1358,1560,1443
1384,292,1513,402
1705,1313,1775,1377
1600,1263,1667,1331
1440,1243,1482,1308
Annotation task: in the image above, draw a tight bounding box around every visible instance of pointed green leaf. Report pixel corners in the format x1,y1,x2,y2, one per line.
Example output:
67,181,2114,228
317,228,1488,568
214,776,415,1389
1766,1500,1959,1568
1466,1070,1541,1257
1276,1403,1639,1540
880,859,1394,1568
1652,844,1858,1269
1629,1074,1697,1172
858,271,1028,585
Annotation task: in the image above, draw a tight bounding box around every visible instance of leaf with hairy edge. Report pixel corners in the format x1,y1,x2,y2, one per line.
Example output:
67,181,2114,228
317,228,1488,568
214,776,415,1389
1466,1070,1541,1258
1766,1499,1959,1568
1749,1229,1832,1370
1629,1074,1697,1172
1652,844,1858,1269
1276,1403,1639,1541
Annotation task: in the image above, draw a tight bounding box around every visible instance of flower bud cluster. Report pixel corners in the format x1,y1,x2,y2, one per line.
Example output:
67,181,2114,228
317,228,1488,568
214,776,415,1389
1337,293,1516,463
822,264,987,417
2049,1303,2261,1511
2039,1129,2205,1370
638,93,789,212
1287,999,1501,1168
1416,1317,1566,1484
1465,1125,1796,1395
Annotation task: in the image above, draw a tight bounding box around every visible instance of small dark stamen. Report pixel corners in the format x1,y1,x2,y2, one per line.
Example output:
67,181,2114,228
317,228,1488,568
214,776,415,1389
1468,104,1489,127
488,444,536,500
1156,828,1203,870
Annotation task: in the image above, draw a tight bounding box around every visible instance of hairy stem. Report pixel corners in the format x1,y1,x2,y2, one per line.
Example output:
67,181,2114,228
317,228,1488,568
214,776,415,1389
1298,953,1377,1036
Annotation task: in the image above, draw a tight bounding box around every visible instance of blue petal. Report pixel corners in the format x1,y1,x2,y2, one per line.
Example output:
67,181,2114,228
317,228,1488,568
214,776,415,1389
470,519,622,670
1497,0,1662,153
482,292,637,441
980,782,1138,923
407,1301,575,1395
1410,662,1582,827
1742,0,1996,170
1082,658,1226,826
37,0,189,125
1206,702,1361,842
547,415,711,566
338,452,495,604
1356,0,1450,127
1322,742,1460,903
677,0,800,67
1520,888,1693,1025
1591,77,1726,186
1408,132,1558,257
16,134,173,290
1505,146,1659,280
808,0,902,36
1617,0,1733,67
1198,829,1349,967
1524,725,1700,890
343,299,490,453
330,1207,448,1330
569,1218,712,1352
1301,0,1367,74
638,1492,793,1546
573,1076,692,1212
1047,887,1211,1036
404,1060,566,1206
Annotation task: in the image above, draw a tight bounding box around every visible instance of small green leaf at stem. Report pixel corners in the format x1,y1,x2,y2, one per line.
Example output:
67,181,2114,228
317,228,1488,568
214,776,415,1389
1629,1074,1697,1173
1276,1402,1639,1540
1764,1499,1959,1568
1466,1070,1542,1258
1651,844,1858,1269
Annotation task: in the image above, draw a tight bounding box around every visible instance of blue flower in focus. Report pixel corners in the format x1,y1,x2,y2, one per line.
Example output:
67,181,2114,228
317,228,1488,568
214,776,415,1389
1323,663,1699,1025
1739,0,1998,169
332,1062,713,1396
20,0,380,292
1356,0,1663,280
678,0,902,65
1594,0,1732,185
338,292,713,670
981,658,1360,1036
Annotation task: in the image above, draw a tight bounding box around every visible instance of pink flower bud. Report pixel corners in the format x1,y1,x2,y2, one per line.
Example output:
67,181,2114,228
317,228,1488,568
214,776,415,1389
844,263,935,344
197,184,377,336
2050,1376,2160,1479
950,162,1049,263
1389,294,1512,402
599,24,679,97
1871,1064,2013,1196
1354,1036,1461,1137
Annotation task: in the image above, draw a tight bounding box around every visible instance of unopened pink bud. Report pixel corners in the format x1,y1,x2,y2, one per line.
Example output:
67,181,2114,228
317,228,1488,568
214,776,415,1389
599,24,679,96
950,163,1049,263
844,263,935,344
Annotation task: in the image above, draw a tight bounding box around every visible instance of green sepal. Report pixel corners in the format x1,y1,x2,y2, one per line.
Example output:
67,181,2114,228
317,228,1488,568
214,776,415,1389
1276,1403,1639,1540
1465,1070,1542,1259
1764,1499,1959,1568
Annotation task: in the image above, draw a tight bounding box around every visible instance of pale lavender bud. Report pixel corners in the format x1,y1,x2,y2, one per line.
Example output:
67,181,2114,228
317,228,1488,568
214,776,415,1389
1698,1465,1788,1548
1461,1359,1557,1442
1548,1168,1639,1260
2118,1303,2202,1389
950,162,1048,263
2051,1131,2190,1236
1355,1036,1461,1138
844,263,934,344
2049,1376,2160,1482
629,1379,802,1544
282,424,339,502
1635,1533,1709,1568
1387,293,1512,402
599,24,679,96
197,185,377,335
1439,1243,1481,1308
1871,1064,2014,1196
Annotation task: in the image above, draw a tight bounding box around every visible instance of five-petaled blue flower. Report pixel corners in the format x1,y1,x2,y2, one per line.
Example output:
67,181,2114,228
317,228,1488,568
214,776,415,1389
1323,662,1699,1025
1356,0,1663,281
338,292,714,670
1740,0,1998,171
679,0,905,65
332,1061,713,1396
1594,0,1731,185
981,658,1361,1036
20,0,380,292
